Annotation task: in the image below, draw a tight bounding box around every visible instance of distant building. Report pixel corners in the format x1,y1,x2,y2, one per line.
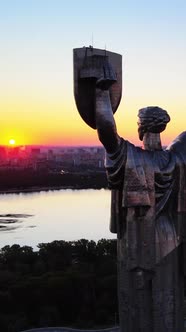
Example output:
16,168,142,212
31,148,41,159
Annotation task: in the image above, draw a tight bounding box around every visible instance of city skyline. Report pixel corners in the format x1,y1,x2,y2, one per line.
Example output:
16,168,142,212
0,0,186,147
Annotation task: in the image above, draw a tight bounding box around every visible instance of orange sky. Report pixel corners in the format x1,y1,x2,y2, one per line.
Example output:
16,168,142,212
1,93,186,147
0,1,186,147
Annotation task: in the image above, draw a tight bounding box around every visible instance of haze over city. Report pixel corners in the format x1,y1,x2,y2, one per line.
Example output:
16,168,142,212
0,0,186,147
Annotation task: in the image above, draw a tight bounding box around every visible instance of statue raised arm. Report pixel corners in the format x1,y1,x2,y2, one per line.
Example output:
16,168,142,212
94,88,120,153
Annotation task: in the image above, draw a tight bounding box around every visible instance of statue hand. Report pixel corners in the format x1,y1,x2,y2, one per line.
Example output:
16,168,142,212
79,56,117,91
96,60,117,90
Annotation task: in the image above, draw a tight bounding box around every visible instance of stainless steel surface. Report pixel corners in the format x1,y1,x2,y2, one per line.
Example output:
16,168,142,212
73,47,185,331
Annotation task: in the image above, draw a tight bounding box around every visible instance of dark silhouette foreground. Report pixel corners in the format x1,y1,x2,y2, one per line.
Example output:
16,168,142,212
0,239,117,332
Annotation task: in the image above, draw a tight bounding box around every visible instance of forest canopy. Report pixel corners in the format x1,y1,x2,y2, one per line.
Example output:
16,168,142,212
0,239,118,332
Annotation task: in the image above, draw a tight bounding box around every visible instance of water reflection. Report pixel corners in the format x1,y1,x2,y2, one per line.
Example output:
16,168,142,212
0,189,115,249
0,214,33,231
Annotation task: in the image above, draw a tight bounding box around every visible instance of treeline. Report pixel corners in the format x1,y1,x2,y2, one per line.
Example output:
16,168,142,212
0,239,118,332
0,170,107,191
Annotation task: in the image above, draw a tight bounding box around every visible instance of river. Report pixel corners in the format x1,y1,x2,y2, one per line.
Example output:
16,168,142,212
0,189,116,249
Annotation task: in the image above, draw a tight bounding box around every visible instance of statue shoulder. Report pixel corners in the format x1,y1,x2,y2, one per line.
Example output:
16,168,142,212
166,131,186,157
165,131,186,165
106,137,126,160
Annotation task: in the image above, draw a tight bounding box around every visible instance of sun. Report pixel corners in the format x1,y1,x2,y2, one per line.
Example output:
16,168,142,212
9,139,16,146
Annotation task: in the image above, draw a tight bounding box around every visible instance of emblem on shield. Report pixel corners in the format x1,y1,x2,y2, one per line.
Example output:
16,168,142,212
73,46,122,129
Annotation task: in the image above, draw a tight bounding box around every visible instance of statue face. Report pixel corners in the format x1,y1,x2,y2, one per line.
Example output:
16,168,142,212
137,118,144,141
137,117,141,127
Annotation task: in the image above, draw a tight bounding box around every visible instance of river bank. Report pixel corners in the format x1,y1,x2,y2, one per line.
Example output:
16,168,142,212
0,184,107,195
0,170,108,194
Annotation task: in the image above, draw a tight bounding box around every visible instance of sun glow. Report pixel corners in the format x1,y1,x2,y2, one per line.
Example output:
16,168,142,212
9,139,16,146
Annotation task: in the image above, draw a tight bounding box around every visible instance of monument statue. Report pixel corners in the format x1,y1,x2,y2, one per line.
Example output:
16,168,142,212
73,46,185,332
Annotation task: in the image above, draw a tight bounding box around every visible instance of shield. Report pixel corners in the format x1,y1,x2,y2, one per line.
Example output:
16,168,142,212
73,47,122,129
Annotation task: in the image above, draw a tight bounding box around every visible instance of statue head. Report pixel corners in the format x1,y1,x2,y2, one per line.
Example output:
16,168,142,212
137,106,170,141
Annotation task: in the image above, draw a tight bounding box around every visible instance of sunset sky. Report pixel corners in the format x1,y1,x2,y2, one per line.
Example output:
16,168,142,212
0,0,186,146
